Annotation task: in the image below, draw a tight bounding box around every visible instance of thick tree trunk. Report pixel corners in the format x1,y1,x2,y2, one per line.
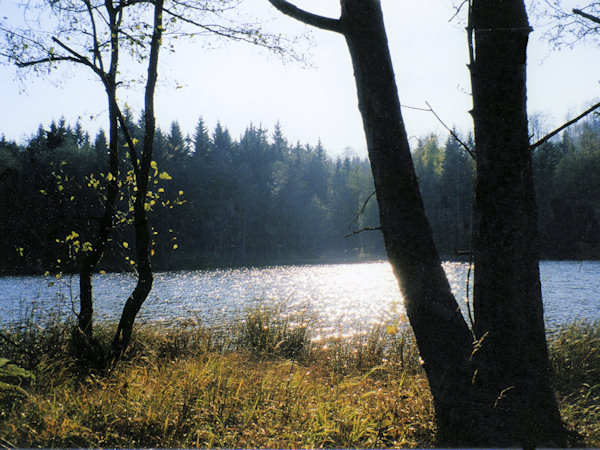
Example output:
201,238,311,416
268,0,569,446
338,0,478,440
468,0,567,446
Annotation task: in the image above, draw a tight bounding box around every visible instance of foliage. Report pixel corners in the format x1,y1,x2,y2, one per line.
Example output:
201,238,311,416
0,358,35,401
4,113,600,272
3,112,600,275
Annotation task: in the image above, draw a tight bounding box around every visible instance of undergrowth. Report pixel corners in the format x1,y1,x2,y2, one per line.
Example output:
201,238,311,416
0,308,598,448
549,321,600,445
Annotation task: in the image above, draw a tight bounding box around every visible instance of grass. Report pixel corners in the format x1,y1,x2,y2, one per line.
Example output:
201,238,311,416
0,309,598,448
548,321,600,446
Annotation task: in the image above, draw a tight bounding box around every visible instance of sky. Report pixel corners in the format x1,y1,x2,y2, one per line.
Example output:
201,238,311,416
1,0,598,157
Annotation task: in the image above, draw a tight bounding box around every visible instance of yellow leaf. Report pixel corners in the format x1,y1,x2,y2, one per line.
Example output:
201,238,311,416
159,171,172,180
158,188,165,193
123,242,129,249
99,270,106,275
151,249,155,256
150,161,158,170
385,325,398,335
107,172,115,181
132,138,139,146
173,244,178,250
178,190,183,196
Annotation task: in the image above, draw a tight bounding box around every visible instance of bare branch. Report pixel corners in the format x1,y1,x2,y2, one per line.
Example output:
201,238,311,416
424,101,476,159
267,0,343,33
573,8,600,25
449,0,468,22
530,101,600,151
402,104,431,112
345,227,381,238
16,55,79,67
350,190,376,228
84,0,104,71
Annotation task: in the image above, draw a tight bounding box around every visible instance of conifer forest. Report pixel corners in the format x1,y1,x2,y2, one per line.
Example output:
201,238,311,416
1,112,599,275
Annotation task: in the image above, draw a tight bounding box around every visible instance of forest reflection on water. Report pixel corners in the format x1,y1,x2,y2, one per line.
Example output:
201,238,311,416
1,261,599,337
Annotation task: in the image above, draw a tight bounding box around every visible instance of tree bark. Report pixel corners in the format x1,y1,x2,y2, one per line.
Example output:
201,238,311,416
111,0,163,360
338,0,476,426
269,0,476,440
468,0,567,446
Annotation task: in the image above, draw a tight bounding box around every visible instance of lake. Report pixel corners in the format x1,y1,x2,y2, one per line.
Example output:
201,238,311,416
1,260,599,336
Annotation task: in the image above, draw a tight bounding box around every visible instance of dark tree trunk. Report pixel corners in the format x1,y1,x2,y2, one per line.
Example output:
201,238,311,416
74,5,122,366
111,0,163,361
77,88,118,341
338,1,478,436
268,0,569,446
468,0,567,446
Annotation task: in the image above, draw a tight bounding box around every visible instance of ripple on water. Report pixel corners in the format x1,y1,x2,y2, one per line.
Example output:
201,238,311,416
0,261,598,335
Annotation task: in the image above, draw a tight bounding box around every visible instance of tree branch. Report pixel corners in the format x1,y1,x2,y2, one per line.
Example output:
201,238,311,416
449,0,468,22
115,107,141,178
351,190,376,229
345,227,381,238
424,101,476,159
51,36,107,82
530,101,600,151
573,8,600,25
267,0,343,33
16,55,79,67
83,0,104,72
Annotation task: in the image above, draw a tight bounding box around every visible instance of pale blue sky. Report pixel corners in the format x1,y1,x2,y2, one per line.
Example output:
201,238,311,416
1,0,598,156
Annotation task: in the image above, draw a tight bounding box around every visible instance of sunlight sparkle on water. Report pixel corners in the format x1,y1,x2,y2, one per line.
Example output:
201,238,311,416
1,261,598,336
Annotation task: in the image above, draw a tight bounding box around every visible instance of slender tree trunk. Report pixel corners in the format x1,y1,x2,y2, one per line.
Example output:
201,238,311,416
74,7,122,365
111,0,163,360
468,0,567,446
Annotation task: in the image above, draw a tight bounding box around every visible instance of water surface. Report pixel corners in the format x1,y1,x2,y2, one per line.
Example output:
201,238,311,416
1,261,598,335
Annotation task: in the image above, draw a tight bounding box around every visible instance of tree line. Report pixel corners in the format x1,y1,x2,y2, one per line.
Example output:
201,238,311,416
1,112,599,276
414,115,600,260
0,115,383,275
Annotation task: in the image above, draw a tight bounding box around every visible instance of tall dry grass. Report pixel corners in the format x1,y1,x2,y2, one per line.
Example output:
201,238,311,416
0,305,598,448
